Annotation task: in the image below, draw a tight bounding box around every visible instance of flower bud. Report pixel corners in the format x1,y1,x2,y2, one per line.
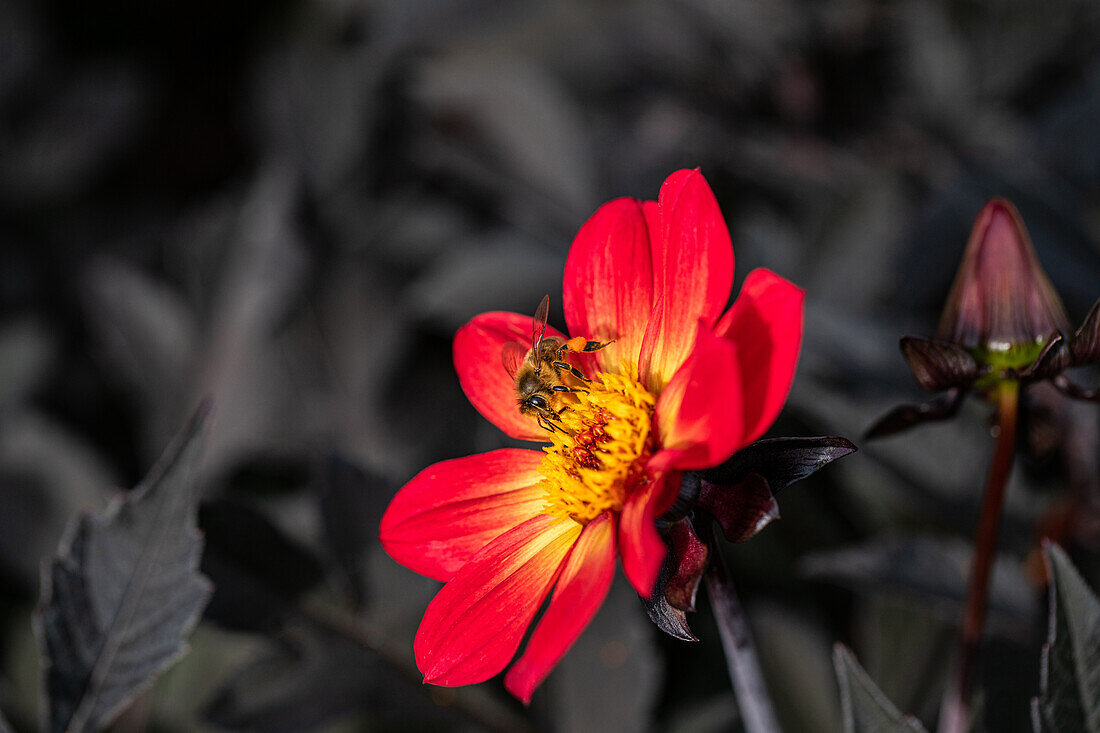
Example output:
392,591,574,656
936,198,1071,368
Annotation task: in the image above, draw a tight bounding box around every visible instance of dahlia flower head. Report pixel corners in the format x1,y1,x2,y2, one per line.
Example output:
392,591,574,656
380,169,805,703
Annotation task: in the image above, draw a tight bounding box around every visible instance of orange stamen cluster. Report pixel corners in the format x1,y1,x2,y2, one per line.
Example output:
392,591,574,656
539,369,656,524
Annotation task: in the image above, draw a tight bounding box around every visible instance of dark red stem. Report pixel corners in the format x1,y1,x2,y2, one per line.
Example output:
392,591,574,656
939,380,1019,733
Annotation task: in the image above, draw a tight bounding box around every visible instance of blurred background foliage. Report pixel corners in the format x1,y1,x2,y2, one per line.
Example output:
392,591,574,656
1,0,1099,731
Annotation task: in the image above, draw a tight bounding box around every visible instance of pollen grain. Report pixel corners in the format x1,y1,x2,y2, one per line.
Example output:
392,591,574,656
538,369,656,524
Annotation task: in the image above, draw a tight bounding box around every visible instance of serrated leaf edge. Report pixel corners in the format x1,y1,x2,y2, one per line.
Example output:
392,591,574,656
34,404,213,733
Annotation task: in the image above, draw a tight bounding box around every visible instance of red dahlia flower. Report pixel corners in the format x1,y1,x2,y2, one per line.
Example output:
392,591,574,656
379,169,805,703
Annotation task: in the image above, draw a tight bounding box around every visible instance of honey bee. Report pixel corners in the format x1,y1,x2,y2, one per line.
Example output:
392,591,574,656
502,295,612,433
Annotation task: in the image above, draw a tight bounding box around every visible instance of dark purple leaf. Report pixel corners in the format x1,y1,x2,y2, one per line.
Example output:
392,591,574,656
1071,298,1100,365
644,524,698,640
1053,375,1100,403
205,628,457,733
316,454,387,607
37,405,212,733
697,473,780,544
644,520,706,641
702,436,858,490
199,497,325,633
664,519,708,612
801,536,1034,630
864,388,967,439
642,587,698,642
899,336,979,392
1019,333,1071,380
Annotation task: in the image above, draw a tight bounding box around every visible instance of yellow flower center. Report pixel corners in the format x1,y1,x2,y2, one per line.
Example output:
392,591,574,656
538,369,657,524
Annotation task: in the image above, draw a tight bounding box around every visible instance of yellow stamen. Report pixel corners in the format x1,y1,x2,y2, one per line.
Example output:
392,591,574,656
538,368,657,524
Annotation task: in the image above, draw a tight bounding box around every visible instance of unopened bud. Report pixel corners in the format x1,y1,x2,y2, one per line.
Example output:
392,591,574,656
936,198,1070,368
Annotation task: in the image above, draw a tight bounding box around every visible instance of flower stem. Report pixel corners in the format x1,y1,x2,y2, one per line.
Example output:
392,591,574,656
938,380,1020,733
703,526,781,733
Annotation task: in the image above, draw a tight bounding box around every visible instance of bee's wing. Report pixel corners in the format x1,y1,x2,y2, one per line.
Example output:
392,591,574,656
502,341,527,380
532,294,549,350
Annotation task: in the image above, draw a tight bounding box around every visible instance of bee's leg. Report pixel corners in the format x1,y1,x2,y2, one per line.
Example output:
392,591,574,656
537,414,565,434
551,384,586,395
562,336,615,354
552,361,590,383
581,340,614,352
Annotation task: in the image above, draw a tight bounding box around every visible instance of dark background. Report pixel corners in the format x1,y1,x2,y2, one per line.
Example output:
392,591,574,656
2,0,1099,731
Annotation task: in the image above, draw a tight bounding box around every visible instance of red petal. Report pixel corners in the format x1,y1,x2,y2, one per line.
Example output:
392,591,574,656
379,449,547,582
642,199,660,238
639,170,735,392
563,198,654,372
415,514,581,686
619,470,677,598
454,311,569,441
654,322,745,470
715,269,804,443
504,512,617,704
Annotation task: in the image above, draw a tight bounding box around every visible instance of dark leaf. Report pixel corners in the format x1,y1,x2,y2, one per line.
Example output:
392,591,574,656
643,520,702,641
802,536,1034,632
316,454,386,607
684,437,842,545
853,598,950,727
549,578,662,732
37,405,212,733
899,337,979,392
1053,375,1100,403
642,590,697,642
0,65,145,205
702,436,858,490
80,259,196,455
205,627,456,733
664,519,708,612
402,236,566,333
1032,543,1100,733
748,601,842,733
199,497,325,633
1019,333,1072,381
411,51,595,216
833,645,928,733
1071,298,1100,365
0,412,115,588
0,318,56,410
253,42,383,195
864,388,967,439
697,473,780,544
